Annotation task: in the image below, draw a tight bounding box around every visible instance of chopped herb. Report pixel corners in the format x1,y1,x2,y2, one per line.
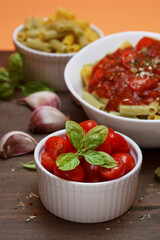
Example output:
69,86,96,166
19,161,36,170
29,193,40,199
140,47,147,53
25,215,37,223
139,216,145,221
105,228,111,231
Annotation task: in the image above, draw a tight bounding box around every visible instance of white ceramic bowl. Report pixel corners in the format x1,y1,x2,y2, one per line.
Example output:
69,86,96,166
13,24,104,92
34,129,142,223
64,31,160,148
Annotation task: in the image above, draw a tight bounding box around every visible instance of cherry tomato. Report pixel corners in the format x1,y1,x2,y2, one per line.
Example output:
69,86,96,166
82,161,105,182
54,164,85,182
79,120,97,134
108,127,114,134
41,152,56,173
121,50,136,69
93,69,104,84
99,157,125,180
45,136,56,152
129,76,157,92
106,131,130,154
65,133,75,150
48,136,72,161
112,153,136,174
136,37,155,51
95,138,111,154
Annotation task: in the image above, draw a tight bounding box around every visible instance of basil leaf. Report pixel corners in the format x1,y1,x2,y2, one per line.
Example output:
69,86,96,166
19,161,36,170
84,150,117,168
21,81,54,97
0,82,14,99
97,151,117,168
84,150,104,165
0,67,10,82
8,52,24,86
56,152,80,171
65,121,85,150
155,166,160,178
84,125,108,150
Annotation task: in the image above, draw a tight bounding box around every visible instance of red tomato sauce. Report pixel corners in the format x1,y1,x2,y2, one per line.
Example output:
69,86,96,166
87,37,160,112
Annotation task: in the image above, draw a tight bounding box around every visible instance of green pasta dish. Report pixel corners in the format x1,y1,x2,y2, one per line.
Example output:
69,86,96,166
17,7,100,53
81,38,160,120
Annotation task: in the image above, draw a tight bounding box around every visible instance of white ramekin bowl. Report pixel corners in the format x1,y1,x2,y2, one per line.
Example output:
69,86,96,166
64,31,160,148
13,24,104,92
34,129,142,223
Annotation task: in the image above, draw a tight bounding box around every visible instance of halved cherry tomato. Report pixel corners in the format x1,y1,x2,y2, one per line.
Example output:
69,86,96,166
82,161,105,182
79,120,97,134
54,164,85,182
45,136,56,152
112,153,135,174
41,152,56,173
48,136,72,160
136,37,155,51
106,132,130,154
95,138,111,154
121,50,136,69
99,157,125,180
129,76,157,92
93,69,104,83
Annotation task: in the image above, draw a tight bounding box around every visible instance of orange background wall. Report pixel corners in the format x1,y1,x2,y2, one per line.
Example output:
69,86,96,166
1,0,160,50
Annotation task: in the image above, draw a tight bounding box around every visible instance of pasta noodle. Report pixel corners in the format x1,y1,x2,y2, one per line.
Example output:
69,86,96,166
23,38,52,52
82,91,106,110
17,7,100,53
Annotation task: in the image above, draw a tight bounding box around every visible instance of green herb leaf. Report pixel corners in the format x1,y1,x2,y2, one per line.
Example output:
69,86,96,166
84,125,108,150
0,67,10,82
56,152,80,171
84,150,117,168
19,161,36,170
21,81,54,97
8,52,24,86
97,151,117,168
0,82,14,99
155,166,160,178
65,121,85,150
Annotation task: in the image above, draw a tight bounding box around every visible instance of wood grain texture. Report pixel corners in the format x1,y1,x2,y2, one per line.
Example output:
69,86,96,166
0,52,160,240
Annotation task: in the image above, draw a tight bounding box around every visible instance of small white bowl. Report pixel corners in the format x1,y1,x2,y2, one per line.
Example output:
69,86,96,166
34,129,142,223
64,31,160,148
13,24,104,92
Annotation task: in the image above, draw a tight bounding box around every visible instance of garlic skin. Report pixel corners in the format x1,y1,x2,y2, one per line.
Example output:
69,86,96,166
30,106,68,133
0,131,37,159
18,91,61,110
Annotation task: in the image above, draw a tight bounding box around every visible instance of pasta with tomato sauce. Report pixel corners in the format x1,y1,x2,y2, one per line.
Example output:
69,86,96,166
81,37,160,120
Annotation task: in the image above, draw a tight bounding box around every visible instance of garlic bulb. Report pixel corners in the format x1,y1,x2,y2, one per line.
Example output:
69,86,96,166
0,131,37,159
30,106,69,133
18,91,61,110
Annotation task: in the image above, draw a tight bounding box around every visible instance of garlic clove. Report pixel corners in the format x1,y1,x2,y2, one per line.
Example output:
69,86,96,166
17,91,61,110
30,106,69,133
0,131,37,159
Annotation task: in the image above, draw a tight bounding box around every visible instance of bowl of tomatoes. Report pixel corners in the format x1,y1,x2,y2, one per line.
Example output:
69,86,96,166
34,120,142,223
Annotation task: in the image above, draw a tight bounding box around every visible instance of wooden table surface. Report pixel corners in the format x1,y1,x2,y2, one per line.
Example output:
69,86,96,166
0,52,160,240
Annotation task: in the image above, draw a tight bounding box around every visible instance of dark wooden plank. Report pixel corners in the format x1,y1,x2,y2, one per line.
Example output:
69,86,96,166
0,51,160,240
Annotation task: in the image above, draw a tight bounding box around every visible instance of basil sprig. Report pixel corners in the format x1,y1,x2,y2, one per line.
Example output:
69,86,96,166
21,81,54,97
56,120,117,171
